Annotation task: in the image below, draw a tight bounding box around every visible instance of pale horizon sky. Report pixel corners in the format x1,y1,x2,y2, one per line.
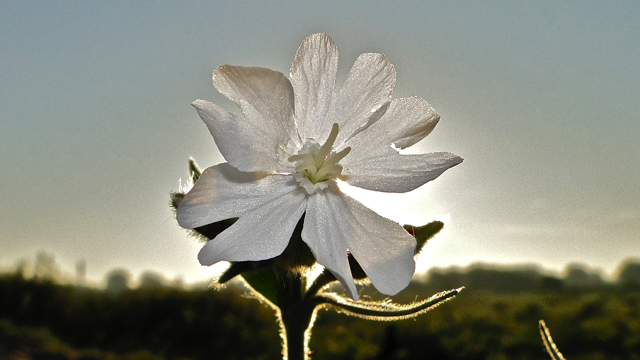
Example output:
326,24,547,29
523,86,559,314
2,1,639,286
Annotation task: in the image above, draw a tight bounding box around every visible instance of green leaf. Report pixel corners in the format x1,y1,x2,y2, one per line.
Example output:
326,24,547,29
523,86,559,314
218,262,255,284
241,268,282,307
404,221,444,256
311,287,462,321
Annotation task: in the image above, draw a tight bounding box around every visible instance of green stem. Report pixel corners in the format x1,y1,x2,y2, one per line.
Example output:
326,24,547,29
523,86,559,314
280,305,315,360
278,273,316,360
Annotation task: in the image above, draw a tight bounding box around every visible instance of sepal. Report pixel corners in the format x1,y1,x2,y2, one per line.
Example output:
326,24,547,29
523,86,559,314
241,267,283,307
188,157,201,183
404,221,444,256
311,287,462,321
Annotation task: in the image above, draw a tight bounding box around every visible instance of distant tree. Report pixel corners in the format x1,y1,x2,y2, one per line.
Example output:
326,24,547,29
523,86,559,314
138,271,166,289
13,259,30,279
171,276,185,289
539,276,564,292
106,268,131,293
428,268,464,290
75,259,87,286
466,266,540,292
617,260,640,288
564,263,603,287
34,251,59,281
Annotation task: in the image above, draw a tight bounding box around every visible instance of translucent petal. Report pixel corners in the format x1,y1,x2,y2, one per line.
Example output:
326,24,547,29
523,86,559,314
302,188,358,300
289,33,338,141
192,100,291,173
197,187,307,265
211,66,299,168
327,53,396,147
302,188,417,299
177,163,305,229
302,186,358,300
340,194,417,296
341,148,463,193
346,96,441,152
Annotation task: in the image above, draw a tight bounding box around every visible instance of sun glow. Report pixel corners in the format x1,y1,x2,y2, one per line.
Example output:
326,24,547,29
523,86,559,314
336,179,450,226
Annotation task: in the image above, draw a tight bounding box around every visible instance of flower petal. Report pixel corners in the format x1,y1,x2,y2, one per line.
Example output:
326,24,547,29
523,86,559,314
328,53,396,147
177,163,305,229
341,148,463,193
197,187,307,264
302,187,417,299
178,164,308,265
192,100,291,173
289,33,338,141
340,194,417,296
302,187,358,300
211,65,298,171
346,96,441,152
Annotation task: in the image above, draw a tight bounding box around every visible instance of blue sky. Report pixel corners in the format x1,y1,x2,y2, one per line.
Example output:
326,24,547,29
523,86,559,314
2,1,639,284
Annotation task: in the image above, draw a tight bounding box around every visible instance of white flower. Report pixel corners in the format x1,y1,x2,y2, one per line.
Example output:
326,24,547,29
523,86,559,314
177,33,462,300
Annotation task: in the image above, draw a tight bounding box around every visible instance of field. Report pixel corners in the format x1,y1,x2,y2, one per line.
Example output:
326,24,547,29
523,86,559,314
2,266,640,360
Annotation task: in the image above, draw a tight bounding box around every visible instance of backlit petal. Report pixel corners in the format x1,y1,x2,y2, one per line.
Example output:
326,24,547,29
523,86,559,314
346,96,440,152
289,33,338,141
341,148,463,193
211,65,299,170
303,187,416,298
197,187,307,265
177,163,305,229
192,100,291,173
327,53,396,147
302,187,358,299
340,194,416,296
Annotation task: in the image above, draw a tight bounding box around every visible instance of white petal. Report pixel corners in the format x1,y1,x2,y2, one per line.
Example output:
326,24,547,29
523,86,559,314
327,53,396,147
341,148,463,193
289,33,338,141
339,194,416,296
302,187,417,298
197,186,307,265
346,96,440,152
302,188,358,299
177,163,304,229
211,65,298,170
192,100,291,173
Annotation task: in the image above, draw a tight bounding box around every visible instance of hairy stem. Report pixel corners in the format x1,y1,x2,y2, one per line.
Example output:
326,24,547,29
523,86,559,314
278,273,316,360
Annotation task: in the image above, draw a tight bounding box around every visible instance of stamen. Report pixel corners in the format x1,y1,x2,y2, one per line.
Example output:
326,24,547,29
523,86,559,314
287,123,349,194
327,146,351,165
315,123,340,167
315,164,342,181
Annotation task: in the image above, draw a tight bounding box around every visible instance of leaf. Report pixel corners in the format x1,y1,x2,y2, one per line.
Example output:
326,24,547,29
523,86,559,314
241,267,282,307
311,287,462,321
218,262,256,284
539,320,567,360
404,221,444,256
305,269,337,298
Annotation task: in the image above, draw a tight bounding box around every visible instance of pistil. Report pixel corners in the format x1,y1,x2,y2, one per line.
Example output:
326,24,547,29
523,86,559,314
289,123,351,194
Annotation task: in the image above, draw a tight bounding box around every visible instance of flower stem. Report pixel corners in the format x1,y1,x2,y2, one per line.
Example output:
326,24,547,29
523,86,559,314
281,307,314,360
278,273,316,360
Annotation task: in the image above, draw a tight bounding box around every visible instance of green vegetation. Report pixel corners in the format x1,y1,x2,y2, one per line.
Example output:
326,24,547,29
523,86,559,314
2,261,640,359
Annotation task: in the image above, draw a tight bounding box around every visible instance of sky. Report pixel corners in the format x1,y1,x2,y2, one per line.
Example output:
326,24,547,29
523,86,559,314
1,1,639,285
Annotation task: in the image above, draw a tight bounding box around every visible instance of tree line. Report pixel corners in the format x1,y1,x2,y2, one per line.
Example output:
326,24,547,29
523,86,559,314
2,258,640,359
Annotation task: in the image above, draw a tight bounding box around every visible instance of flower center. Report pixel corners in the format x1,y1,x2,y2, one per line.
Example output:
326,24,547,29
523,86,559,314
289,123,351,194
